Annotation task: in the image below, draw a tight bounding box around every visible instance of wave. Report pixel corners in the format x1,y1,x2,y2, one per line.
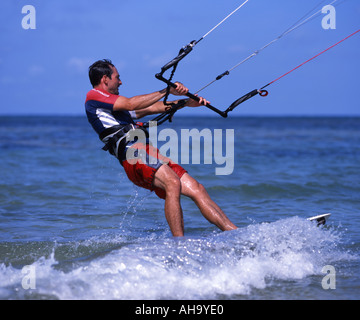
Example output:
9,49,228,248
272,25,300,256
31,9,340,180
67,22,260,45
0,217,356,300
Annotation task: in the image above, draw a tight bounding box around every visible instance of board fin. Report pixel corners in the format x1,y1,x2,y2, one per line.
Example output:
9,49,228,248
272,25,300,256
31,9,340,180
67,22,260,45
307,213,331,226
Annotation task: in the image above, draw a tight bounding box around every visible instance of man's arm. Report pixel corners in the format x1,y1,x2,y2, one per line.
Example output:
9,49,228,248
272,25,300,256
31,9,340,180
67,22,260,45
134,99,184,119
113,89,166,112
113,82,188,113
135,95,210,119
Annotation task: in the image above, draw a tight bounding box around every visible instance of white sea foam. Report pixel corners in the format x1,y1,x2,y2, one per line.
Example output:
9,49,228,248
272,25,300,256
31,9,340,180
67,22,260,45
0,217,354,300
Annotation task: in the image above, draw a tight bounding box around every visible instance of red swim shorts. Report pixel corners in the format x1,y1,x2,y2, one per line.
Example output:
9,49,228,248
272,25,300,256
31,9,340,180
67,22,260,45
121,143,187,199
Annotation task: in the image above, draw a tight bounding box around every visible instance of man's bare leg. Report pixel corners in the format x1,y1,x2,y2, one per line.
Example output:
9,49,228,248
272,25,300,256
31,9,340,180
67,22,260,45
180,173,237,231
153,164,184,237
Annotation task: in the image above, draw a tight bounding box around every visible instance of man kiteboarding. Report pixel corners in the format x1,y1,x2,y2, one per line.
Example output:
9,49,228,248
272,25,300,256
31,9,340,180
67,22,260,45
85,59,237,237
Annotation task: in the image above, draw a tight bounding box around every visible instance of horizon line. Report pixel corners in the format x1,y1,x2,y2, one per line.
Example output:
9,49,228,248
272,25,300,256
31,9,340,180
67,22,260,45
1,113,360,118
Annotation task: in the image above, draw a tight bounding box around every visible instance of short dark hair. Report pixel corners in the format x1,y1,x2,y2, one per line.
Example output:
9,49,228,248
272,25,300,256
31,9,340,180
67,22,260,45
88,59,115,87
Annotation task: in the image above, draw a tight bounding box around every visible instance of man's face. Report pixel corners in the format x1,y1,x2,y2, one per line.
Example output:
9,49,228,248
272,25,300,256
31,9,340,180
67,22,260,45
106,66,122,95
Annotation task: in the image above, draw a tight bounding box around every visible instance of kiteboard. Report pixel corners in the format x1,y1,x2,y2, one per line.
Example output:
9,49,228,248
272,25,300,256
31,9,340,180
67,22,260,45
307,213,331,226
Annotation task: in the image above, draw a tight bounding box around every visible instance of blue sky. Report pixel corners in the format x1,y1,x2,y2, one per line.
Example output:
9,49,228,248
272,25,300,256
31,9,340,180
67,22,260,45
0,0,359,116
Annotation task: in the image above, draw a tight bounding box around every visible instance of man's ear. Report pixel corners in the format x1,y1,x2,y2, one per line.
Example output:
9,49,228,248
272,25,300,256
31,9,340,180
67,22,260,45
102,75,109,85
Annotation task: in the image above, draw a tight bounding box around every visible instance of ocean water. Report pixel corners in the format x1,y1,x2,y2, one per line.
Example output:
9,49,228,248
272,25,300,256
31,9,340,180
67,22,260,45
0,115,359,300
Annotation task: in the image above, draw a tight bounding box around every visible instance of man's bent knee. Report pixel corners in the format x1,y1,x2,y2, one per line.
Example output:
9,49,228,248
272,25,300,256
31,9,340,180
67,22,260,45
192,182,207,200
164,175,181,195
154,164,182,195
181,176,208,200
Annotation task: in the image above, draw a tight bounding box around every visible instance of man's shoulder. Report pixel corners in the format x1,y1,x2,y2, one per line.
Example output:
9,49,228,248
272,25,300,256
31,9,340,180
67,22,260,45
85,88,119,104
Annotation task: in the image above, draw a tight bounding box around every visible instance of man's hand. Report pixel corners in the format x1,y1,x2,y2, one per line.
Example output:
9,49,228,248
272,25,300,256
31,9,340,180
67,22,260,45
169,82,209,107
186,95,210,108
169,82,189,96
